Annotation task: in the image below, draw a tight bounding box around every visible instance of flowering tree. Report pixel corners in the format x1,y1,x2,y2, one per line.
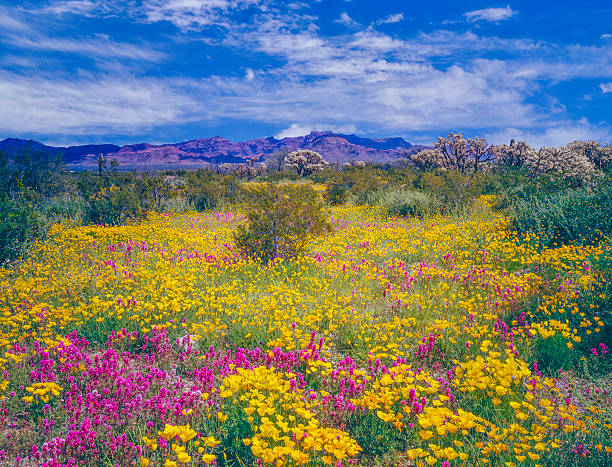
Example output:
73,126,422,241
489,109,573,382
284,150,328,177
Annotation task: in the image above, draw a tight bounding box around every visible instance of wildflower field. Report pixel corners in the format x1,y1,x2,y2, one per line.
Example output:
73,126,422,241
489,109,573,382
0,198,610,466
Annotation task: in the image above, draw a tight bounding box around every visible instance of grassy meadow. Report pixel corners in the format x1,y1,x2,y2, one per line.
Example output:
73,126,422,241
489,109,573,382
0,190,610,466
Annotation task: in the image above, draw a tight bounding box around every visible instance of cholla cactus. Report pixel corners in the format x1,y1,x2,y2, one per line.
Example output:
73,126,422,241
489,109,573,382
218,163,233,174
491,140,536,167
410,149,444,170
284,150,328,177
235,157,262,180
526,146,599,185
565,141,612,171
352,160,366,167
433,132,493,173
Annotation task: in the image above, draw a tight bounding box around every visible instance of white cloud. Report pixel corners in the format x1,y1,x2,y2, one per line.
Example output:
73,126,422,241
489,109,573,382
274,123,358,139
335,12,358,27
601,82,612,93
0,72,199,134
601,33,612,39
2,5,165,62
2,34,166,61
486,119,611,148
5,0,611,145
0,7,31,32
375,13,404,25
42,0,124,17
464,6,516,23
142,0,263,29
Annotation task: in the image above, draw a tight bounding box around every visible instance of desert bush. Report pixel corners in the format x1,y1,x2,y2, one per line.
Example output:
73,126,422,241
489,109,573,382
324,179,349,205
84,185,144,226
135,173,172,212
263,169,301,182
507,177,612,248
185,170,245,210
374,188,435,218
159,195,193,213
40,195,86,225
1,146,72,199
0,147,76,263
0,195,44,264
234,184,329,262
418,171,485,214
350,170,386,205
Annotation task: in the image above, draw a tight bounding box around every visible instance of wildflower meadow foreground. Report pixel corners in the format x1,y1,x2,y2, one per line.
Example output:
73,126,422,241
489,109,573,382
0,199,610,466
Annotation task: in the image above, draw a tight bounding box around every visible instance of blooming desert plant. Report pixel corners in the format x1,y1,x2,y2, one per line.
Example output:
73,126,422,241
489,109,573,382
234,183,330,262
284,150,329,177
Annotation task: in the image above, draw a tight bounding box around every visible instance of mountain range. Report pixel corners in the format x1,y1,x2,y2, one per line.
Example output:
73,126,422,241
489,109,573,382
0,131,423,168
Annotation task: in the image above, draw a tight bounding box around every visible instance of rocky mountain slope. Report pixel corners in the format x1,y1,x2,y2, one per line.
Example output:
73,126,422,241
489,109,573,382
1,131,422,168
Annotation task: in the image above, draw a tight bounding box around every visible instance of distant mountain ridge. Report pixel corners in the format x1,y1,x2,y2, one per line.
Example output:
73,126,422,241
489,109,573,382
0,131,423,168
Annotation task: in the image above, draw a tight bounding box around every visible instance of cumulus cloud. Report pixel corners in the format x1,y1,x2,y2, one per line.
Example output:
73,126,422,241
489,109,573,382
274,123,358,139
375,12,404,25
464,6,516,23
601,82,612,93
335,12,358,27
245,68,255,81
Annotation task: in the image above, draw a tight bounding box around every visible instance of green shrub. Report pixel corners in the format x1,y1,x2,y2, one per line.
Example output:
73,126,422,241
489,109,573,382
234,184,329,262
84,185,145,226
159,195,193,213
324,180,348,205
185,171,245,210
192,188,218,211
262,170,301,182
418,171,485,214
40,195,86,225
507,178,612,248
0,195,45,264
375,188,435,218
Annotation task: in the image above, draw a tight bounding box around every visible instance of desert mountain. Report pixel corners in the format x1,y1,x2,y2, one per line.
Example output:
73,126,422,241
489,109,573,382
0,131,422,168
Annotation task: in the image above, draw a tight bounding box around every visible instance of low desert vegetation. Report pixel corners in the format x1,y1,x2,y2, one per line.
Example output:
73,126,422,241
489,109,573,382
0,133,611,466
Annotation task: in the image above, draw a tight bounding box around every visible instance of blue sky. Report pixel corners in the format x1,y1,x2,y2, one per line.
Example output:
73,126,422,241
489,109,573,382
1,1,611,147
